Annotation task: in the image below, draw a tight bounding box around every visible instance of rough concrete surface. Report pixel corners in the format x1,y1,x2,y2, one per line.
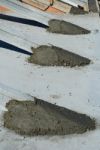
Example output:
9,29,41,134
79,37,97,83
28,45,91,67
4,98,95,136
88,0,99,12
48,19,90,35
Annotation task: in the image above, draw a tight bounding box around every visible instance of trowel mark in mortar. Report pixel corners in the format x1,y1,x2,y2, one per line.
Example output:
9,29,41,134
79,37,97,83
28,45,91,67
47,19,90,35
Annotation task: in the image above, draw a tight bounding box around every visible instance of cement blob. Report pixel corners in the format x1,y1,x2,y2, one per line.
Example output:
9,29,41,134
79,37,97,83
4,98,95,136
48,19,90,34
28,45,91,67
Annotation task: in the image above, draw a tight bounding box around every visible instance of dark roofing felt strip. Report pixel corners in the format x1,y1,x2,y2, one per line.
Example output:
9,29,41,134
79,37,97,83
0,14,48,28
0,40,32,55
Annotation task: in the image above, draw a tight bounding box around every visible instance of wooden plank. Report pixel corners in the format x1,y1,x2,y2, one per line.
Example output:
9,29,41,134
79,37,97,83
21,0,71,13
0,6,12,12
47,7,65,14
31,0,50,5
53,0,71,13
21,0,49,10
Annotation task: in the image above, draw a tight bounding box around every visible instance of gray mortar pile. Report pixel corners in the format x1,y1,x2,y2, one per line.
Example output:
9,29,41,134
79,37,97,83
4,98,95,136
29,45,90,67
48,19,90,35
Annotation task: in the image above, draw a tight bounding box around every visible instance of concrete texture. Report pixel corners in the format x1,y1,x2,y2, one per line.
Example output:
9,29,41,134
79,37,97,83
88,0,99,12
70,6,88,14
29,45,91,67
4,98,95,136
48,19,90,35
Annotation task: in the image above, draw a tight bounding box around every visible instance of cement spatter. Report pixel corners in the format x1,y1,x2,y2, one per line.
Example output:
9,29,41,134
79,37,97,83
48,19,90,35
28,45,90,67
4,98,95,136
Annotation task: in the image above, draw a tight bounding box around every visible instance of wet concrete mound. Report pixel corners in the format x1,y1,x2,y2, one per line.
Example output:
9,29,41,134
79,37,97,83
48,19,90,35
70,7,88,14
4,98,95,136
29,45,91,67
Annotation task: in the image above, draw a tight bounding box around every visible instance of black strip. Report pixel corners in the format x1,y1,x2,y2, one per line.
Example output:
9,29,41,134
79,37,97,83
0,40,32,55
0,14,48,28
